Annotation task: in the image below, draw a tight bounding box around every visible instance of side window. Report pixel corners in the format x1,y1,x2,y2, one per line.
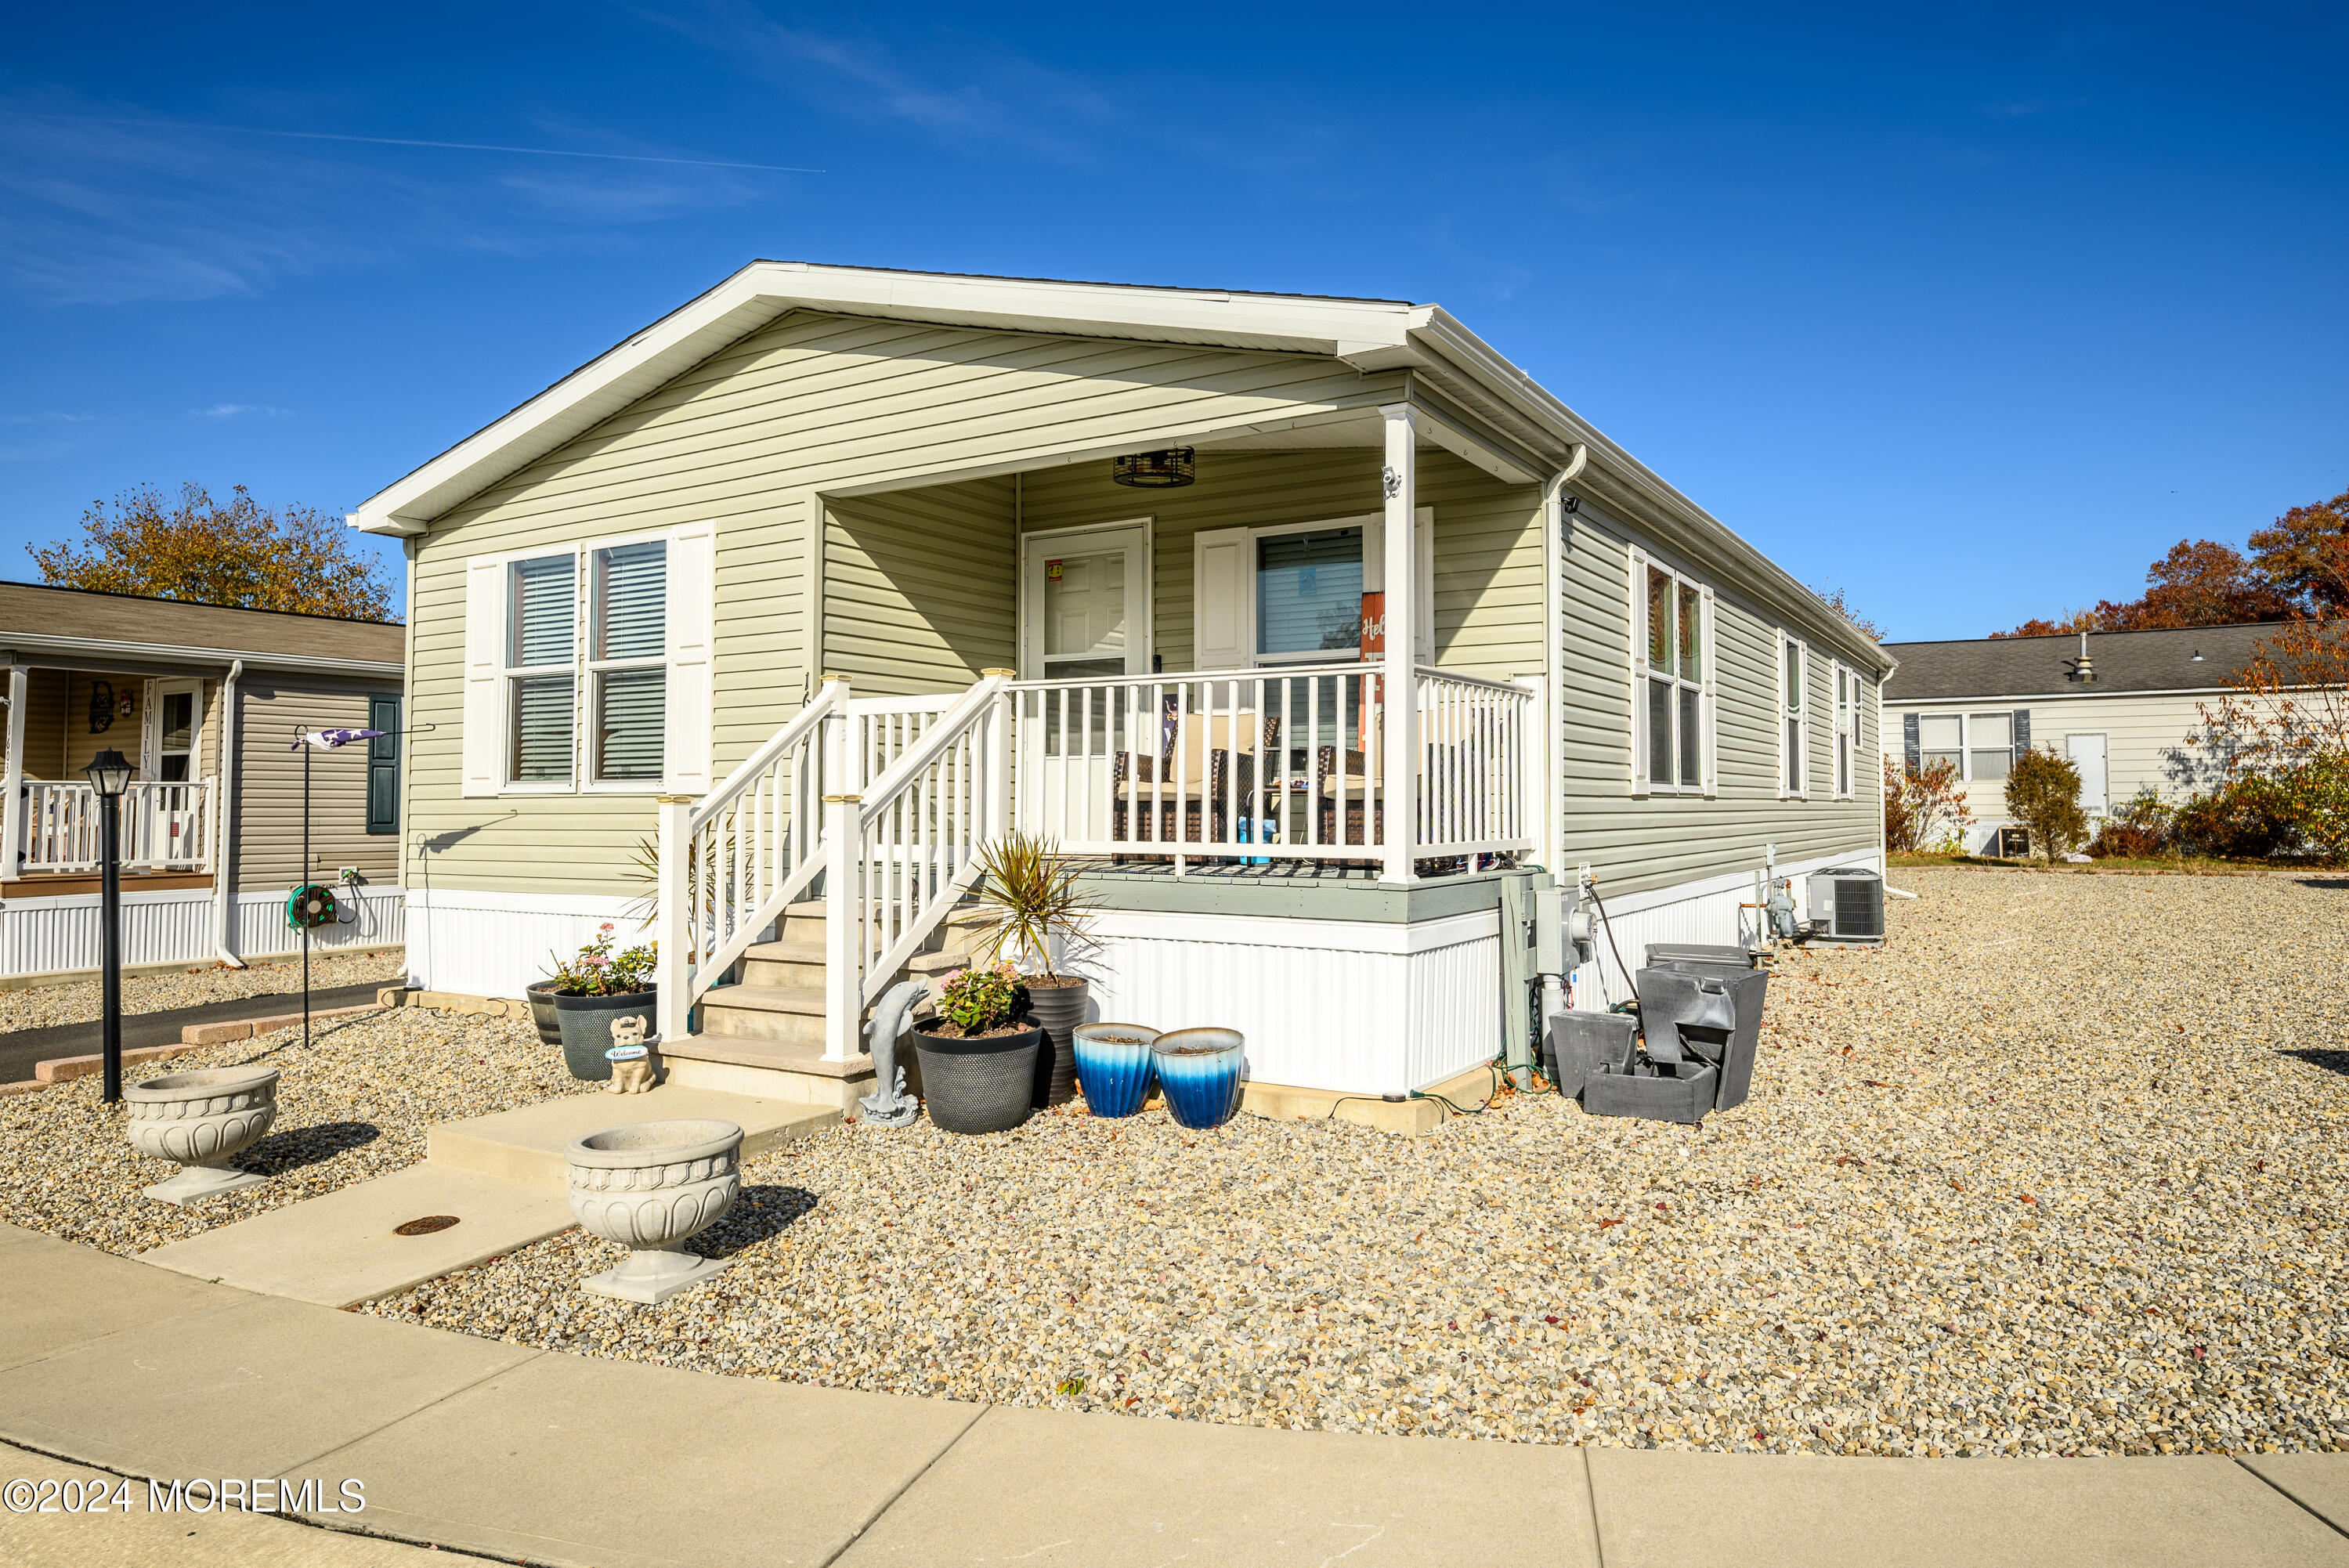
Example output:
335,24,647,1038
366,694,400,834
589,541,667,782
1968,711,2014,782
1917,714,1963,774
1632,556,1711,794
1781,637,1807,796
506,553,578,785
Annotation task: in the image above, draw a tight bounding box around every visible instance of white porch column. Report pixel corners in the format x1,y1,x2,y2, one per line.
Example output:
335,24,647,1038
981,668,1015,844
654,795,695,1043
1379,404,1419,884
1,664,23,883
822,792,862,1060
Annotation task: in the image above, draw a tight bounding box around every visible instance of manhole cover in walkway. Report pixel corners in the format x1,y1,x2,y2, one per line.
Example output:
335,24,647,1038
394,1216,461,1237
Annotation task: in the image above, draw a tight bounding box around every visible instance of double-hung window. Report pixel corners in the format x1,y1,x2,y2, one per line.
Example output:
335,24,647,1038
588,541,668,781
1631,555,1711,793
466,525,711,799
1832,663,1859,799
1781,636,1808,797
1917,713,2013,782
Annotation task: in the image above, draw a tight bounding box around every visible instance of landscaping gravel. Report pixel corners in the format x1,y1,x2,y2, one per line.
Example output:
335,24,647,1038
362,868,2349,1458
0,948,406,1035
0,1006,587,1255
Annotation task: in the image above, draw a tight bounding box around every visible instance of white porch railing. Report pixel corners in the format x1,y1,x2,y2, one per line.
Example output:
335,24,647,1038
654,664,1536,1050
19,779,216,873
1008,665,1538,868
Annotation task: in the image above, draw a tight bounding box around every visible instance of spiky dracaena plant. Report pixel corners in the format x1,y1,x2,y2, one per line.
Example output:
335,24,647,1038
970,830,1101,982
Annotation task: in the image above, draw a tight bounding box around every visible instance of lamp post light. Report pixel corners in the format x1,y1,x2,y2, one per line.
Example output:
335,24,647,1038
83,747,134,1104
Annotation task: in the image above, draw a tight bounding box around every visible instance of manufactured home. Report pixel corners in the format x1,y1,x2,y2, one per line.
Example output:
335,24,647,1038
353,262,1889,1109
1880,623,2269,852
0,583,406,980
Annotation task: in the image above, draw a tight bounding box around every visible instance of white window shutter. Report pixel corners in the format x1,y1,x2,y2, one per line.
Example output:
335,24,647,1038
1192,527,1250,670
462,558,504,797
1700,583,1718,796
1628,547,1649,790
665,523,716,794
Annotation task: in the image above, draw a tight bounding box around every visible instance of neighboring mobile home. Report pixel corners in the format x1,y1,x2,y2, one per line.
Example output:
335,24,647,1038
353,262,1889,1108
0,583,406,980
1879,623,2269,853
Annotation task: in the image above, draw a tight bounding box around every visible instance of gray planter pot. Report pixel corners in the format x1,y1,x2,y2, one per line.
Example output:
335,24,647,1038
912,1024,1041,1135
554,988,657,1081
125,1066,280,1204
1020,977,1090,1108
524,980,566,1047
1581,1060,1718,1125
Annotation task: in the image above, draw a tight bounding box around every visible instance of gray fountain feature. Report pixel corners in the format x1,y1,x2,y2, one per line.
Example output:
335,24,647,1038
856,978,927,1128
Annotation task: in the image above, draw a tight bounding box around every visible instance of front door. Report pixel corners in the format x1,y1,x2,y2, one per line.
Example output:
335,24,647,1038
2067,732,2109,818
1017,522,1151,847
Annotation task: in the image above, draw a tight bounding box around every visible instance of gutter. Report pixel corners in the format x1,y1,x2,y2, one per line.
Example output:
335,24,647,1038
0,631,398,680
210,659,245,969
1538,446,1587,877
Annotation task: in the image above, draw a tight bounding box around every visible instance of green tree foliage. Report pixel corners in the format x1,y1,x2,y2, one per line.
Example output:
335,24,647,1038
31,482,399,621
2004,746,2087,862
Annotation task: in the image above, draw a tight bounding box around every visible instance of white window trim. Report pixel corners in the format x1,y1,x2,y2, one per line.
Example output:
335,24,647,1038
1831,660,1858,800
1628,548,1715,797
474,526,702,798
1195,508,1433,670
1779,634,1809,799
1917,710,2018,785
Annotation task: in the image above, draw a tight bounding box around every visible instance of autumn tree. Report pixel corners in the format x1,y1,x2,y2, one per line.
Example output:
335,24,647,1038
1809,583,1886,642
2004,746,2088,862
2249,488,2349,614
31,483,399,621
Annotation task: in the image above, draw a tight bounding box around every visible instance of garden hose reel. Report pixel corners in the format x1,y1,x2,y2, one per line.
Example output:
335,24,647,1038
287,883,339,930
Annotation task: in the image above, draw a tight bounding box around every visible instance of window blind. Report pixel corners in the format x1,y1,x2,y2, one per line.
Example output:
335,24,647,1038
597,669,667,780
511,675,573,782
511,556,575,667
594,542,667,660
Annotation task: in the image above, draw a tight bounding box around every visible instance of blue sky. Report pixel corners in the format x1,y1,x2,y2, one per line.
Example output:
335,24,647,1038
3,3,2344,640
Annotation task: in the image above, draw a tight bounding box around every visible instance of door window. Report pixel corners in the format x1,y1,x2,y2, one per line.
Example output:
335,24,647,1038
1256,527,1363,660
155,685,199,781
1042,547,1130,682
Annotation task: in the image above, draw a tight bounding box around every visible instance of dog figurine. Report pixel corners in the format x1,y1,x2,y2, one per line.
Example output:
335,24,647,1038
605,1015,660,1093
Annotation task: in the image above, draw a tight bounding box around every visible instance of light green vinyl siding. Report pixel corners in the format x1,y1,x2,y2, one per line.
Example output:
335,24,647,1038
407,312,1397,894
1015,449,1544,681
1556,503,1882,897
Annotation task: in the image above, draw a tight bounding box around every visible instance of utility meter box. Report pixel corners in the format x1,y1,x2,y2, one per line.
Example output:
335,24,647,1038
1534,887,1573,974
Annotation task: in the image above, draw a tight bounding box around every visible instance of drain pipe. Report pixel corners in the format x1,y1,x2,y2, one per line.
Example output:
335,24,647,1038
209,659,245,969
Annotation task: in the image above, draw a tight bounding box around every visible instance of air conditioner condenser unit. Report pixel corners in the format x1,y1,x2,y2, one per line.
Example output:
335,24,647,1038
1806,867,1886,943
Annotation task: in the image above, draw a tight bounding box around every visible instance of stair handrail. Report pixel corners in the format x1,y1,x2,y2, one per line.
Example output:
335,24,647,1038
656,677,848,1042
823,670,1013,1057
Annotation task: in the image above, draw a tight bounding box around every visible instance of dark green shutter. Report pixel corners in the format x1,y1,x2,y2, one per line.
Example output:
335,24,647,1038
366,694,399,835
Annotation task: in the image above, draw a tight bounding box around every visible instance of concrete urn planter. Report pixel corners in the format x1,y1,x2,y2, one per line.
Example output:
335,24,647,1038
565,1118,743,1304
124,1066,280,1205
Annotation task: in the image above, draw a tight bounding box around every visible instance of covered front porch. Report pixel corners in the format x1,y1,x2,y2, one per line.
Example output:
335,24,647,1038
658,401,1559,1087
0,663,219,883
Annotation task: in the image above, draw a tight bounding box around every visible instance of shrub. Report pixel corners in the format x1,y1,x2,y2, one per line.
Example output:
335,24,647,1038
2171,775,2298,858
2004,746,2088,862
2088,788,2174,858
934,961,1025,1036
1885,755,1974,853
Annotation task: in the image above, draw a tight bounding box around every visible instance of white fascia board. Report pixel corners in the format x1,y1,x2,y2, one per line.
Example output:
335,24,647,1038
1885,685,2249,705
349,261,1419,537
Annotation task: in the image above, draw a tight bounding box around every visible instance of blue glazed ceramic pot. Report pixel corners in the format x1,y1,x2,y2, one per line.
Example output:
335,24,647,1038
1072,1023,1159,1118
1151,1028,1246,1130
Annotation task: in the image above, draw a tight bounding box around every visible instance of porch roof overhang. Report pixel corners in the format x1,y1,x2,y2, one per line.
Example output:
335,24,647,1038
0,633,400,681
347,259,1889,674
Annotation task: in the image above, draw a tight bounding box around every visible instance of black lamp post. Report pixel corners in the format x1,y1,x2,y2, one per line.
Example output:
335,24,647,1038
83,747,135,1104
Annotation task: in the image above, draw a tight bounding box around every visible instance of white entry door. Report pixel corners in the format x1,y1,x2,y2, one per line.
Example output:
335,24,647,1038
1017,522,1151,845
2067,732,2109,817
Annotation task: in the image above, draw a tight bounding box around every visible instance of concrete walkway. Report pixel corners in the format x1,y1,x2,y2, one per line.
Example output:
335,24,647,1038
2,1223,2345,1568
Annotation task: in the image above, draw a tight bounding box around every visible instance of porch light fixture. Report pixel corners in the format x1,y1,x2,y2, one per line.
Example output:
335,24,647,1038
1112,448,1195,488
83,746,133,1103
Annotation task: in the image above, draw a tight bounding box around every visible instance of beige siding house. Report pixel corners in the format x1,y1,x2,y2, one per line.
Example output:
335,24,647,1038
0,583,405,980
356,262,1888,1106
1881,623,2268,851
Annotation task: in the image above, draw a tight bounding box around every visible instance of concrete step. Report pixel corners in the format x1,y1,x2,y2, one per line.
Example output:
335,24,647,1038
739,938,825,990
428,1085,837,1190
699,982,827,1046
661,1033,878,1112
139,1165,576,1308
775,901,827,943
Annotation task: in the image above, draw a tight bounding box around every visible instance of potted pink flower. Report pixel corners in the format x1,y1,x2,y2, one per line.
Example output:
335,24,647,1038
549,923,659,1081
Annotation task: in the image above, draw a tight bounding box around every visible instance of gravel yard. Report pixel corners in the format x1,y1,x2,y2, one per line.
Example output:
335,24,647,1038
0,948,406,1035
360,868,2349,1458
0,1007,587,1254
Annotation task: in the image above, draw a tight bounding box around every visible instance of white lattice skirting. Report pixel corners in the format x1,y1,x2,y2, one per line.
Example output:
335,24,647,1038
0,884,407,980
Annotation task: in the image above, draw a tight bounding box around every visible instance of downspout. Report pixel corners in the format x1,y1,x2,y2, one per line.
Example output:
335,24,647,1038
1540,443,1587,877
210,659,245,968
